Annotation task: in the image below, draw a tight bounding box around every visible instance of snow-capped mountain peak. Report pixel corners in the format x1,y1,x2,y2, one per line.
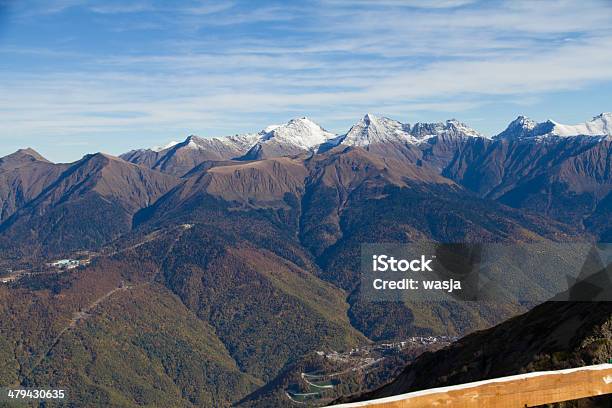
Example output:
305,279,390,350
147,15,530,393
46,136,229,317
494,116,538,140
151,140,180,152
259,117,336,149
411,119,484,140
263,124,281,133
177,132,261,152
495,113,612,140
184,135,203,150
549,112,612,137
594,112,612,122
362,113,380,124
239,117,337,160
444,119,485,138
341,114,413,146
339,114,485,147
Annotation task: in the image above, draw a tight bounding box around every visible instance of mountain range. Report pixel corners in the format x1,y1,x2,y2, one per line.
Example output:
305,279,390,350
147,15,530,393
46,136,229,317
0,112,610,407
121,112,612,169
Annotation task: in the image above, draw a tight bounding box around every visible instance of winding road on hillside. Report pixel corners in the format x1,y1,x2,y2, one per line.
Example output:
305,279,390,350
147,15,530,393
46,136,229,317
15,223,195,386
16,282,147,387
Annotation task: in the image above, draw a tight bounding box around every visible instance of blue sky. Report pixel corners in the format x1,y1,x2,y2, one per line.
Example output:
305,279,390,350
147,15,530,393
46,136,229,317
0,0,611,162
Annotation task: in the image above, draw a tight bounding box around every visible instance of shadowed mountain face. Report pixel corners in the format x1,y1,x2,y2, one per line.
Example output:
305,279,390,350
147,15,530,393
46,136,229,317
121,134,259,177
340,300,612,406
118,115,610,244
0,149,68,222
300,148,584,340
0,113,609,407
333,131,610,242
0,153,178,256
131,146,583,342
439,137,611,239
338,249,612,405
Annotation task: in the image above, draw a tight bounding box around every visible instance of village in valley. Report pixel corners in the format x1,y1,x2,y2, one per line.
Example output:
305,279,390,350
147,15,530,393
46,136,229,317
0,253,93,284
284,335,457,405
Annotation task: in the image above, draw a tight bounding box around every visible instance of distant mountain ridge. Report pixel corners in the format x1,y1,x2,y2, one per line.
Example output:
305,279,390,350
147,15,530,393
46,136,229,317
242,117,335,160
495,112,612,140
120,117,336,175
122,112,611,167
334,114,484,148
0,111,609,255
0,152,178,254
0,149,68,222
0,111,609,407
121,114,489,171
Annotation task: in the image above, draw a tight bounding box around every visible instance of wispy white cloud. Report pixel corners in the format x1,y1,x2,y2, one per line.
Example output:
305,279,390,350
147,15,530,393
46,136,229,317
88,1,235,15
182,2,235,15
89,2,156,14
1,0,611,161
321,0,478,9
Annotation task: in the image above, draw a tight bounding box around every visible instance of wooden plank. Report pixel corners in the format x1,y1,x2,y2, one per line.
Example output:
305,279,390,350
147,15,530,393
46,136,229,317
330,364,612,408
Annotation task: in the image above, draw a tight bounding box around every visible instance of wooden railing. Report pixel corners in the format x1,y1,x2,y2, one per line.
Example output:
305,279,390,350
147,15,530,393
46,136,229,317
329,364,612,408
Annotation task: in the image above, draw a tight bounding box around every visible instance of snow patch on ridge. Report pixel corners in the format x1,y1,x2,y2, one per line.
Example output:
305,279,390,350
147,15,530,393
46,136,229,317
176,118,335,156
342,114,415,146
338,114,485,147
138,112,610,159
260,117,336,149
550,112,612,137
496,113,612,140
151,141,180,152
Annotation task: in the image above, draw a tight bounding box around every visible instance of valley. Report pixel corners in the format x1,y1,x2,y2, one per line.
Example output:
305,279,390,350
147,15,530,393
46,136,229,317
284,337,455,406
0,112,609,406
